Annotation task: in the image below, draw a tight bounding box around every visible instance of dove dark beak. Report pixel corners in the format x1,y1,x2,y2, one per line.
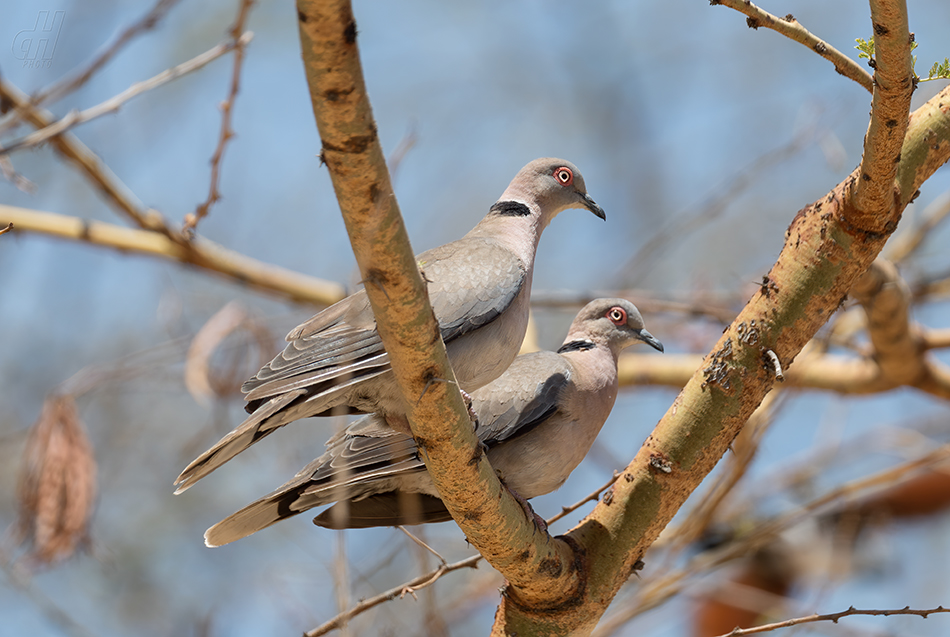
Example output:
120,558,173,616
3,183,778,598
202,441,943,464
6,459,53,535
583,194,606,220
636,329,664,353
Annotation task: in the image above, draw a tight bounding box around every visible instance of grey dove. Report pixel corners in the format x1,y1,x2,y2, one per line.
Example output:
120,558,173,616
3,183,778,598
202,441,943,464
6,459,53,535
204,298,662,546
175,158,605,493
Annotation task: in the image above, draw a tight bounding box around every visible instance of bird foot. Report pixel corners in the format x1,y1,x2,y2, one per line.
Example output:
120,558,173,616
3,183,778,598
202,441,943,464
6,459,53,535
508,485,547,533
460,389,479,430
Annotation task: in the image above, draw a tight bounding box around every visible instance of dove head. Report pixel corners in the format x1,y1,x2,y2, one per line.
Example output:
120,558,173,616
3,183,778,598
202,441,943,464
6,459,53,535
564,298,664,357
492,158,606,229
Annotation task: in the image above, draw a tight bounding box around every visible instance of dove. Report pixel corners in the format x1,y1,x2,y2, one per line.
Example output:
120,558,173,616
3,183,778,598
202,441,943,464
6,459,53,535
203,298,662,545
175,158,605,493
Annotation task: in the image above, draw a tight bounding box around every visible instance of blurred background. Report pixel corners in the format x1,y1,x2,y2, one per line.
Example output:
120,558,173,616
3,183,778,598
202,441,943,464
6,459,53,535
1,0,950,635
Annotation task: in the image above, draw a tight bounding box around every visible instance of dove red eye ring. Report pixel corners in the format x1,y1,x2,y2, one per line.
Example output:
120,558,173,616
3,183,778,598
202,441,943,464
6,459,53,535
607,307,627,325
553,167,573,186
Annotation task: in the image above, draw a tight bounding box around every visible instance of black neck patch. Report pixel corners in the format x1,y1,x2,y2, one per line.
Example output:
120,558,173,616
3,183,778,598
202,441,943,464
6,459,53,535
557,340,595,354
489,200,531,217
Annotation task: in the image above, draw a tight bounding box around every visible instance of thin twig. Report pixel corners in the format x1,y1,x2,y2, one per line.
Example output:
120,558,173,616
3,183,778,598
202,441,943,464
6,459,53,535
547,473,620,527
0,32,254,157
712,0,874,93
592,445,950,636
397,526,447,566
0,222,12,235
0,156,35,193
12,0,182,119
304,556,477,637
307,473,619,635
184,0,255,234
0,78,170,233
715,605,950,637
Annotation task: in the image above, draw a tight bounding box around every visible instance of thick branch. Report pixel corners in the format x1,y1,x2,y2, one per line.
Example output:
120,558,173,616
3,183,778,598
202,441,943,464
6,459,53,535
618,348,941,396
851,0,914,225
494,4,940,632
295,0,579,606
0,205,344,305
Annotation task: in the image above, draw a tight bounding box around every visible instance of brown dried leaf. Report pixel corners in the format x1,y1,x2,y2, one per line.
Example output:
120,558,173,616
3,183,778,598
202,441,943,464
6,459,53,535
16,394,97,566
184,301,273,407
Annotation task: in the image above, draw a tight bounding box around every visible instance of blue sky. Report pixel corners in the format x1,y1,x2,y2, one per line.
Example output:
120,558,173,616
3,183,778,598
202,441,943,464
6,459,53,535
2,1,950,635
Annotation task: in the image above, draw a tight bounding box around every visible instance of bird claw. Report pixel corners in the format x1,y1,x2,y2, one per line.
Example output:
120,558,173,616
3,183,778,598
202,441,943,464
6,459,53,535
460,389,479,430
508,485,547,533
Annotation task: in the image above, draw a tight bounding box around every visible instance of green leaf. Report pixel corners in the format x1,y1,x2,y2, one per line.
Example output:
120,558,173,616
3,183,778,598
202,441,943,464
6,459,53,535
855,37,875,61
922,57,950,82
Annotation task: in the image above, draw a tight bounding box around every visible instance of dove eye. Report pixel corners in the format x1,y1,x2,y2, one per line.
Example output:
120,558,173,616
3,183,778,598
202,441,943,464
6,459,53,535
607,307,627,325
553,167,573,186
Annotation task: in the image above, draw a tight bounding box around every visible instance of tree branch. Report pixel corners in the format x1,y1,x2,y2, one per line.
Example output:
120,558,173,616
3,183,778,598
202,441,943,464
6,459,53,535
306,474,618,636
0,78,170,233
492,2,936,632
593,444,950,636
7,0,182,118
715,605,950,637
184,0,255,233
0,33,253,157
295,0,579,607
851,0,914,225
712,0,874,93
0,205,344,305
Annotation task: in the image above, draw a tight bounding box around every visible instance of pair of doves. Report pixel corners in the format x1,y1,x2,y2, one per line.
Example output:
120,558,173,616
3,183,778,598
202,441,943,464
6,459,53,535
174,158,663,546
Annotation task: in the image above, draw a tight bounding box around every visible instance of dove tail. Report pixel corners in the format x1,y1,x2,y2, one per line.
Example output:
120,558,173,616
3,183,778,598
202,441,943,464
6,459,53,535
204,482,312,547
174,390,305,494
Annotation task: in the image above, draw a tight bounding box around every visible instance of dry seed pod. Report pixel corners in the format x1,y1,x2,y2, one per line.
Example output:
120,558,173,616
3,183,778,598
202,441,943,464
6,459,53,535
16,394,97,566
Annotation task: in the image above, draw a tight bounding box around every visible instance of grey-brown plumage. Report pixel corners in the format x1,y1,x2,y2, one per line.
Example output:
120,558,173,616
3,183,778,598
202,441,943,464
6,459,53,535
174,158,605,494
204,298,662,546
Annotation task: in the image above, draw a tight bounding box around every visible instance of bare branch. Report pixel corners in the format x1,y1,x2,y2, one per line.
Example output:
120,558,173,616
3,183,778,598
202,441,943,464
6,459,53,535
0,205,345,306
852,258,950,399
307,471,619,636
24,0,182,111
0,155,35,193
0,222,12,236
0,32,254,157
923,328,950,350
0,78,171,233
295,0,578,608
852,0,914,223
593,444,950,636
496,9,934,632
712,0,874,93
715,605,950,637
305,554,480,637
184,0,256,234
